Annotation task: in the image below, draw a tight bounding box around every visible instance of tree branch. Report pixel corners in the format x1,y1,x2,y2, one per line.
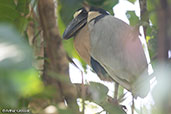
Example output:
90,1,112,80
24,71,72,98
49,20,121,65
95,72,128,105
139,0,149,39
37,0,79,112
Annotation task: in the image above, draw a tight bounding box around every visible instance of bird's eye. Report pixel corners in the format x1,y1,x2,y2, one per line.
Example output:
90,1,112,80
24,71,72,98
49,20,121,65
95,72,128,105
73,10,82,18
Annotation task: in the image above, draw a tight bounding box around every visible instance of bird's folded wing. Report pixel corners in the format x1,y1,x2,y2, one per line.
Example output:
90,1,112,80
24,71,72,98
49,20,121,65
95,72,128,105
89,15,148,90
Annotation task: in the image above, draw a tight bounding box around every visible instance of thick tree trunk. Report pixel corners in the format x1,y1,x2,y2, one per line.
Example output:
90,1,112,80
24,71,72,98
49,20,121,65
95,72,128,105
37,0,79,112
153,0,171,114
157,0,170,60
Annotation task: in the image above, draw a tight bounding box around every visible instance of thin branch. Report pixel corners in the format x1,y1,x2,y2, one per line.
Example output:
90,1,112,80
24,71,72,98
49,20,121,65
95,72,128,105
131,95,134,114
81,71,85,114
67,55,86,113
139,0,149,39
114,82,119,100
32,30,41,44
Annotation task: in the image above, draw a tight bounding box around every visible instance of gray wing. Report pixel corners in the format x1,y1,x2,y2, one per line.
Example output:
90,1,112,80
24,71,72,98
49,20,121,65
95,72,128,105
89,15,148,92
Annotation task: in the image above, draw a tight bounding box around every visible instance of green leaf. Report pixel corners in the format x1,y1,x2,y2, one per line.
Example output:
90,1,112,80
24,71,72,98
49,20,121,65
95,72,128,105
11,69,43,97
89,82,108,104
16,0,31,16
147,0,159,26
58,0,83,26
88,82,126,114
127,0,136,3
118,86,124,101
101,102,126,114
86,0,118,14
0,4,20,22
147,36,157,61
145,25,158,63
126,11,139,26
0,0,16,8
0,68,43,108
0,0,29,33
149,12,157,26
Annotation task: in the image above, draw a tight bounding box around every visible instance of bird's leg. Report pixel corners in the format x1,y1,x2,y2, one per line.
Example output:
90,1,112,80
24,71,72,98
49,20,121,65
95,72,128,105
114,82,119,103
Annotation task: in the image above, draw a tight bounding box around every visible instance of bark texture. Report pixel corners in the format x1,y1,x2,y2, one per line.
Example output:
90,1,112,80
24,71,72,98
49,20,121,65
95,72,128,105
157,0,171,61
37,0,79,111
139,0,149,38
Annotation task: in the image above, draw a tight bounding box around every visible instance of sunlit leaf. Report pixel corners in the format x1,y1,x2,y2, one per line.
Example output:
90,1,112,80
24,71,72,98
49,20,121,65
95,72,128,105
147,0,159,26
146,26,158,62
11,69,43,97
126,11,139,26
127,0,136,3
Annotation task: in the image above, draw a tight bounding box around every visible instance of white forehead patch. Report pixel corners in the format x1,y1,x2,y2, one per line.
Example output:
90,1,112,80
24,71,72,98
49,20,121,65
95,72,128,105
87,11,101,22
73,10,82,18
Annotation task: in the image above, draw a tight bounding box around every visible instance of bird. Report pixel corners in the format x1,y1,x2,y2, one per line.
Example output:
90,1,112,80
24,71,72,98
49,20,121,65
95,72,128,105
63,6,150,98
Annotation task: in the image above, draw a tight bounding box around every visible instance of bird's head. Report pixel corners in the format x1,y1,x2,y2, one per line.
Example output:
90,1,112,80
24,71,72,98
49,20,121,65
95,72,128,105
63,7,109,39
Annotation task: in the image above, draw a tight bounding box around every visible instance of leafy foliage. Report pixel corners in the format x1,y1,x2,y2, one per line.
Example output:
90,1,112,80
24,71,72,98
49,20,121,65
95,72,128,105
0,0,43,110
88,82,126,114
146,0,159,26
0,25,43,108
86,0,118,14
0,0,30,33
0,0,170,114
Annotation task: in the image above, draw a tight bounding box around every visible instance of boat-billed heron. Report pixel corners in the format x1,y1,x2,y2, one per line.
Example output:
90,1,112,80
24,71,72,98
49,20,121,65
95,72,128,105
63,7,150,98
